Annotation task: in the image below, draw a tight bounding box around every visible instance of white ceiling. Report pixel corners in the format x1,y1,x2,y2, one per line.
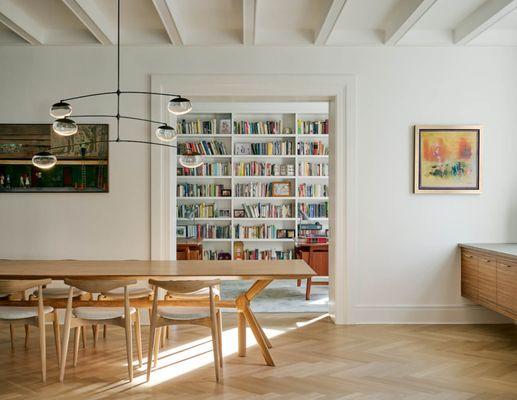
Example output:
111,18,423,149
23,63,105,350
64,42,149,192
1,0,517,46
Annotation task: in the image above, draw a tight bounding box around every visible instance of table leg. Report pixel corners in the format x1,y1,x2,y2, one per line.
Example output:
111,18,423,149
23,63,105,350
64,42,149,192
247,307,272,349
237,312,246,357
236,279,274,366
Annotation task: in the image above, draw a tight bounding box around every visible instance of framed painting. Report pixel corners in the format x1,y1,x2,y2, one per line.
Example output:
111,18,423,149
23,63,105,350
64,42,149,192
0,124,109,193
414,125,482,194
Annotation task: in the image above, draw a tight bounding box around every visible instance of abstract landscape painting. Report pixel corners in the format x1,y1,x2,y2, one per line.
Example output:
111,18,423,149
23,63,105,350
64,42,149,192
414,125,482,193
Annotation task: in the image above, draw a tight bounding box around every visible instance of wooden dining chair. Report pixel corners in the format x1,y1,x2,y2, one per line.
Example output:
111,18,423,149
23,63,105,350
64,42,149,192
97,283,152,360
147,280,222,383
0,279,60,383
163,283,223,359
59,278,142,383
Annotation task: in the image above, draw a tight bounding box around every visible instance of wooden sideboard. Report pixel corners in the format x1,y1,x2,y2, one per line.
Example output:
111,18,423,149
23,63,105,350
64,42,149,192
459,244,517,320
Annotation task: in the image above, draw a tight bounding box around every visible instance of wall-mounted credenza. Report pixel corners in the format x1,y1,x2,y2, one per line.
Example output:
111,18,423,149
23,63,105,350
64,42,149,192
459,244,517,320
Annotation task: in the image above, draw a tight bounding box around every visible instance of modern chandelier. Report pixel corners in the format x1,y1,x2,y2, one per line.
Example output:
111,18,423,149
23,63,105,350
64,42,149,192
32,0,203,170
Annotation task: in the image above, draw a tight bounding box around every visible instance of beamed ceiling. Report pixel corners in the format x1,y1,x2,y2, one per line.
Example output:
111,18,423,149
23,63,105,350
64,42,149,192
1,0,517,47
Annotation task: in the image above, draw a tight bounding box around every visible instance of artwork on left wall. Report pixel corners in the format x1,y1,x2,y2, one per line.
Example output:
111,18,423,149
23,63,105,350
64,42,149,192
414,125,482,194
0,124,109,193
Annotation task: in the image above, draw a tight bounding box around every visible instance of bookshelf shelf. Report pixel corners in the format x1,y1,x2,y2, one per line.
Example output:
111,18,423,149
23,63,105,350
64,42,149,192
176,108,329,260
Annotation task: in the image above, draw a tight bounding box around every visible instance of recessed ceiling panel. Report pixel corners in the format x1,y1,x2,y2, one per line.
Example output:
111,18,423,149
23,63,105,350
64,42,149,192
334,0,400,30
411,0,487,30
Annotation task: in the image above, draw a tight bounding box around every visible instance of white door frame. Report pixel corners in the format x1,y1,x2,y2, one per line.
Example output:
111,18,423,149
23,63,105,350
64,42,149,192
150,74,358,325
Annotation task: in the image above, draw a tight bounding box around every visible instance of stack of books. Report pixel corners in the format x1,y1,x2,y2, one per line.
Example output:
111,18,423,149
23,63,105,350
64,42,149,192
178,141,227,156
234,182,282,197
297,141,328,156
178,162,231,176
177,119,218,135
234,224,278,239
298,162,328,176
297,119,329,135
182,224,231,239
249,141,294,155
298,183,328,198
298,202,328,218
234,161,294,176
234,120,283,135
239,202,294,218
241,249,294,260
177,183,227,197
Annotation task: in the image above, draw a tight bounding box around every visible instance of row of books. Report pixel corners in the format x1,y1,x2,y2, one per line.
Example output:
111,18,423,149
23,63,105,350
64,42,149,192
234,182,289,197
179,224,231,240
234,120,283,135
298,184,328,198
177,162,231,177
297,141,328,156
297,119,329,135
177,119,218,135
298,162,329,177
177,203,230,218
251,141,294,155
234,162,294,177
234,224,279,239
178,141,228,156
177,184,228,198
239,202,294,218
203,250,231,260
298,202,328,218
239,249,294,260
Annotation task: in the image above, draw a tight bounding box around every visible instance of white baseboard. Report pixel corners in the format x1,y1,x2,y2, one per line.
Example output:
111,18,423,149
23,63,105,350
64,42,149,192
348,304,513,324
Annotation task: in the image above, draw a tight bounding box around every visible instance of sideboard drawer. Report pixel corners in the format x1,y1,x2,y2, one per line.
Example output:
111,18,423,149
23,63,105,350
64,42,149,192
496,261,517,314
461,251,478,301
478,256,497,306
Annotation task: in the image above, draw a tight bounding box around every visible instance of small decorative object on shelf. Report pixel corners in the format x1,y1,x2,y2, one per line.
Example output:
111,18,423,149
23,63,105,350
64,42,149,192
234,209,246,218
221,188,232,197
219,119,231,135
286,229,296,238
233,241,244,260
234,143,252,155
217,252,231,260
177,226,187,238
271,181,292,197
277,229,287,239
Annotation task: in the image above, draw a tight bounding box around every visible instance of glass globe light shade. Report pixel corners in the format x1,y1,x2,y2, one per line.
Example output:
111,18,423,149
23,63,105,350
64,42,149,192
167,96,192,115
49,101,72,118
155,124,177,142
53,118,78,136
32,151,57,170
178,151,203,168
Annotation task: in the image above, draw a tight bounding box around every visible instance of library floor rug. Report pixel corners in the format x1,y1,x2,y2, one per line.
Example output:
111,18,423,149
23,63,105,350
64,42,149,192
221,278,328,313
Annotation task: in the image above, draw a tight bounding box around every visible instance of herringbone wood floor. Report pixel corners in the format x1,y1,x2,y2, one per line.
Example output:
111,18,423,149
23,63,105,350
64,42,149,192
0,314,516,400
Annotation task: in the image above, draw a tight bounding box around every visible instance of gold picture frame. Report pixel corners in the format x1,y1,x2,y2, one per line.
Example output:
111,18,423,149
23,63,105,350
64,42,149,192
271,181,292,197
414,125,483,194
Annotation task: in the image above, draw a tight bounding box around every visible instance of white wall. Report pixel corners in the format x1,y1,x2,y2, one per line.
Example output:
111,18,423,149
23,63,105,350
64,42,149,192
1,45,516,322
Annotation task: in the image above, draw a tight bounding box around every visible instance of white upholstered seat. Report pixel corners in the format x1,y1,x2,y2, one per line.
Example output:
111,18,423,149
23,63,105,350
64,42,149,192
157,306,210,320
102,286,153,299
40,287,85,299
0,306,53,320
166,286,220,300
73,307,136,320
0,293,8,298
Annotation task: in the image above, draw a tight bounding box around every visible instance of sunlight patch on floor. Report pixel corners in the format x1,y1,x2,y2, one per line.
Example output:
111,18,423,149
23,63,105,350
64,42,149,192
135,326,285,386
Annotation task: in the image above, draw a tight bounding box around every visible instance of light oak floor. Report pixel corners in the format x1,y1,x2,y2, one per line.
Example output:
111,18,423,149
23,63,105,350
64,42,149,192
1,314,516,400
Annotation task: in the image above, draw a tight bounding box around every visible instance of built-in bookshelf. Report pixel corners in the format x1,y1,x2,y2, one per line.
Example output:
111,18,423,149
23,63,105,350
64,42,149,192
175,107,329,260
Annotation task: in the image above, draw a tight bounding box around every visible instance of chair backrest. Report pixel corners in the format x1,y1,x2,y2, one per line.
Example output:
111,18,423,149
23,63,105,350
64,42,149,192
64,278,137,294
148,279,220,295
0,279,51,295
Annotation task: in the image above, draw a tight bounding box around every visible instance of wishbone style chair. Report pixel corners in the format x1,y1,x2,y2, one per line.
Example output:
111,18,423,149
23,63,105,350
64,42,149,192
163,283,223,363
147,279,223,383
59,278,142,383
0,279,60,383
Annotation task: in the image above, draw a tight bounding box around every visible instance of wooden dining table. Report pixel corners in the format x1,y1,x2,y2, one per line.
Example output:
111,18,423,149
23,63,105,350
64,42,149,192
0,259,315,366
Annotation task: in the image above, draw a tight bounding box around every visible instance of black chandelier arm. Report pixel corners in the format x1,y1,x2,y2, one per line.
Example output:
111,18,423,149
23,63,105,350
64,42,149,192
119,115,168,125
120,90,183,98
41,139,179,153
60,91,118,102
73,114,117,119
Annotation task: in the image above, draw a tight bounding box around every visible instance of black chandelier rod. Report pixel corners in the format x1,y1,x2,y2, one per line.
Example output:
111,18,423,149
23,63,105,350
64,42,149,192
60,90,183,103
72,114,169,126
42,139,179,153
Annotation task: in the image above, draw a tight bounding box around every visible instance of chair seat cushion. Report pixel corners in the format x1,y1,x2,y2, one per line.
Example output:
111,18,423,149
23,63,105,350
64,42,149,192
166,286,220,300
0,294,8,299
40,287,85,299
0,306,54,320
158,306,210,320
101,287,153,299
73,307,136,320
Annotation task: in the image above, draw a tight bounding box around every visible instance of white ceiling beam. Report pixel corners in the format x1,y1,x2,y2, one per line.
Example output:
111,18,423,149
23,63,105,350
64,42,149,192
454,0,517,45
0,1,44,45
384,0,438,45
61,0,116,45
243,0,257,45
151,0,184,45
314,0,348,46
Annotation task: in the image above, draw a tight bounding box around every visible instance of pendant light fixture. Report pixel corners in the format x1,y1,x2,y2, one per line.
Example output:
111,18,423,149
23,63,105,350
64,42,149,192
33,0,202,170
